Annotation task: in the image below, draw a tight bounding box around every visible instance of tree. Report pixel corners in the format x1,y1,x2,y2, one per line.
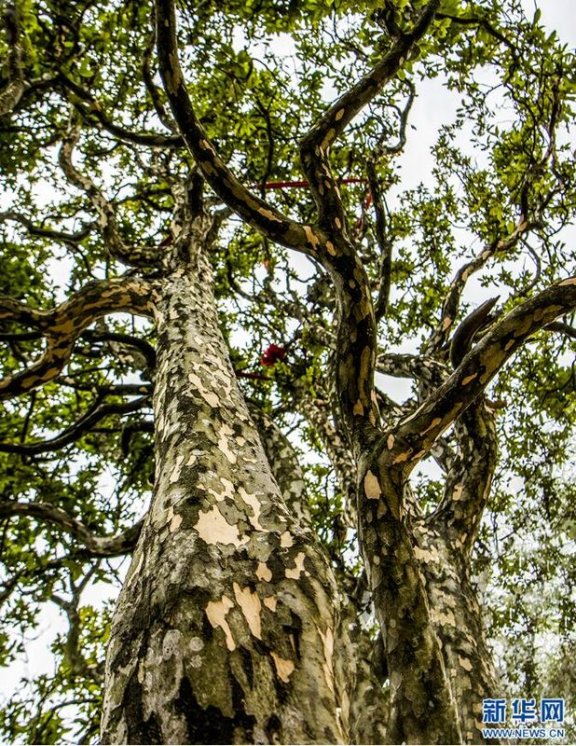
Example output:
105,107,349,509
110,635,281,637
0,0,575,742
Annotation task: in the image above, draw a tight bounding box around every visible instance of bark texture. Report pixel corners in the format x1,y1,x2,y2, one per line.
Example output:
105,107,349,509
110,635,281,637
100,233,350,744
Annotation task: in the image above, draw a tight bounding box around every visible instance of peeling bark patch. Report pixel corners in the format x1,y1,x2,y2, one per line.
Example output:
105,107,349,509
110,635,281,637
304,225,320,251
188,371,219,407
256,562,272,582
459,656,473,671
364,471,381,500
318,626,335,694
194,504,245,546
421,417,442,435
353,400,365,416
392,450,411,464
270,651,295,683
233,583,262,639
217,425,237,464
205,596,236,651
169,454,185,483
285,551,307,579
238,487,264,530
280,531,294,548
263,596,277,612
169,510,182,533
461,372,478,386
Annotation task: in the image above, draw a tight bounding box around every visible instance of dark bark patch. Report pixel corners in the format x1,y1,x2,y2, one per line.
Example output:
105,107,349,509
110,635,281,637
265,713,282,742
238,645,254,688
124,668,164,744
175,675,256,745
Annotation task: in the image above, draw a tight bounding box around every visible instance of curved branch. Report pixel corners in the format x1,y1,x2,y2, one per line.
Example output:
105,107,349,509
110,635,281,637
0,501,143,556
368,161,393,321
426,218,533,355
58,120,165,267
384,276,576,468
0,395,150,454
154,0,314,253
546,321,576,340
0,276,156,400
58,72,183,148
431,401,498,555
299,0,439,232
80,329,156,372
0,209,95,247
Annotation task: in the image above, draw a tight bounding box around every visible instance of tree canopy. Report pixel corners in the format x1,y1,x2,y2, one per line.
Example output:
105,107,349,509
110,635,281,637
0,0,575,742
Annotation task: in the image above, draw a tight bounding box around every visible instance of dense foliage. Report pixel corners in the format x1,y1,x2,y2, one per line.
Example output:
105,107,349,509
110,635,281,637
0,0,575,742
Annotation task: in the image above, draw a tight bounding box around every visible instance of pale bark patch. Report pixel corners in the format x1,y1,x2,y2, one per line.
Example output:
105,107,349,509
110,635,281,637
194,504,245,546
363,470,381,500
280,531,294,548
459,656,473,672
263,596,277,611
318,626,335,694
270,651,295,683
413,545,439,563
285,551,307,579
431,608,457,627
217,424,237,464
169,511,182,533
188,371,220,407
233,582,262,639
256,562,273,582
238,487,265,530
461,373,478,386
205,595,236,651
353,400,365,416
169,454,185,483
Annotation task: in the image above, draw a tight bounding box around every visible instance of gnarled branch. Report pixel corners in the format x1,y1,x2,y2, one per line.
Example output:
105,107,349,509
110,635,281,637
299,0,439,233
0,276,156,399
58,120,166,267
0,395,150,454
384,276,576,470
0,501,142,556
155,0,314,253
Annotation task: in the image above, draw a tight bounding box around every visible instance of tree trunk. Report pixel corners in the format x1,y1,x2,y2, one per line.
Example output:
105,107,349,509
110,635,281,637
100,234,351,744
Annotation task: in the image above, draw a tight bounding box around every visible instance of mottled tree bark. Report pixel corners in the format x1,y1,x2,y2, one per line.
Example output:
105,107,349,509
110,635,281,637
101,230,351,744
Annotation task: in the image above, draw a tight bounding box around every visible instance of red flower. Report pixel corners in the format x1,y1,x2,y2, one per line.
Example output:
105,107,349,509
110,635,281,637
260,344,287,367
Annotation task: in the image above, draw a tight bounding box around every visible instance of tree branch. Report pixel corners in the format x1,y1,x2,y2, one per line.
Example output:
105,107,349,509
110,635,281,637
0,209,95,248
431,401,498,555
154,0,314,253
426,218,533,355
58,72,183,148
299,0,439,233
0,501,142,556
58,119,166,267
0,395,150,454
0,276,156,400
384,276,576,469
